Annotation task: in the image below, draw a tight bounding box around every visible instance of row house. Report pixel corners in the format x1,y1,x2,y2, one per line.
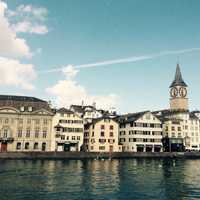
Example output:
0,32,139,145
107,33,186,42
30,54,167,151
52,108,84,151
84,117,122,152
118,111,163,152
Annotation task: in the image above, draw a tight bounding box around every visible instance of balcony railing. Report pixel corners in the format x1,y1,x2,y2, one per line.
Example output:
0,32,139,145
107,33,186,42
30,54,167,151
0,137,14,143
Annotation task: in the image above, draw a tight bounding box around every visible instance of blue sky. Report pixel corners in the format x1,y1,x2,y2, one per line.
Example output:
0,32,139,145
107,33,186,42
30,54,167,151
1,0,200,113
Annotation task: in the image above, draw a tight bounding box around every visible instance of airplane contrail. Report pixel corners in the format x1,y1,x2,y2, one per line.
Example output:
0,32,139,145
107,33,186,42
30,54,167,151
38,47,200,74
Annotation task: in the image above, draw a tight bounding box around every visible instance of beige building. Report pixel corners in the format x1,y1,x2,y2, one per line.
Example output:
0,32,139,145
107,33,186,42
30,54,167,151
52,108,84,151
84,117,122,152
0,95,53,152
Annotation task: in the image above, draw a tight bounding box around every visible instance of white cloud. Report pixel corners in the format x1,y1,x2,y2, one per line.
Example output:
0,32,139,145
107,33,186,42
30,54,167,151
62,65,79,79
46,79,119,109
0,1,31,57
11,21,48,34
16,4,48,21
7,3,48,35
0,57,37,90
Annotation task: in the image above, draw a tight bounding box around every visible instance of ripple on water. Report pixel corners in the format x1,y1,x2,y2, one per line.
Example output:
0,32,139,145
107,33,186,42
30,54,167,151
0,159,200,200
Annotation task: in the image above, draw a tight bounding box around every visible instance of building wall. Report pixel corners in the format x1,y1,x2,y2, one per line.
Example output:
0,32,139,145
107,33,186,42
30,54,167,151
170,98,188,111
84,118,121,152
52,112,84,151
0,108,53,152
170,112,200,150
119,112,163,152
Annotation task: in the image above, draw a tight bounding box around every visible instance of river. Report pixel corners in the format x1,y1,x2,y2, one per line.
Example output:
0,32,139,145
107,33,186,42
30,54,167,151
0,159,200,200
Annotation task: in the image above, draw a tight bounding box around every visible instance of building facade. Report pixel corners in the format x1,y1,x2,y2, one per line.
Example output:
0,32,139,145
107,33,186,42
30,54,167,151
52,108,84,151
155,64,200,151
118,111,163,152
0,95,53,152
84,117,122,152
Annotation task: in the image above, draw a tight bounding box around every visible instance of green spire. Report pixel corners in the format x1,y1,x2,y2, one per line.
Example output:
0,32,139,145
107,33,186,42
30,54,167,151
170,64,187,88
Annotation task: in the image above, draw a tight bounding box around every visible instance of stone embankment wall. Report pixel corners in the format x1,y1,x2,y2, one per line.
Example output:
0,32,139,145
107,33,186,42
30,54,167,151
0,152,200,159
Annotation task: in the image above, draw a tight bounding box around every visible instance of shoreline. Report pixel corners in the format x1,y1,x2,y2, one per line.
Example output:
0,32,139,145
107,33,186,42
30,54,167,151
0,152,200,160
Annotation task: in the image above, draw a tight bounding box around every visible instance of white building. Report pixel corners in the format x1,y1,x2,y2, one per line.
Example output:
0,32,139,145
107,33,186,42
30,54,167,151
154,64,200,151
52,108,84,151
118,111,163,152
70,103,117,123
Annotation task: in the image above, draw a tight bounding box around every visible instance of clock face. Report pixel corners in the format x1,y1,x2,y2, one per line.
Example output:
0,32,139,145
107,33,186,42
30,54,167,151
170,87,178,98
179,87,187,97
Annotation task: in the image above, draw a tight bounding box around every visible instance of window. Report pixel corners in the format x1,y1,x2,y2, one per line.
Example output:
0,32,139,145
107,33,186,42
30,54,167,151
16,142,21,150
43,130,47,138
28,107,32,112
26,130,30,138
100,132,105,137
171,126,175,131
3,129,8,138
25,142,29,150
42,143,46,151
43,119,48,125
110,132,114,137
34,142,38,149
66,136,69,140
77,136,80,140
91,146,94,150
20,106,24,112
72,136,76,140
35,129,39,138
92,132,94,137
35,119,40,125
61,135,65,140
101,125,105,129
18,130,22,138
99,146,105,150
99,139,106,143
110,125,113,130
5,118,9,124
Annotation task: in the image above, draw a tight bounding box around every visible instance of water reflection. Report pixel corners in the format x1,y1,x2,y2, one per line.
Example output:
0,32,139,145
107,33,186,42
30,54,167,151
0,159,200,200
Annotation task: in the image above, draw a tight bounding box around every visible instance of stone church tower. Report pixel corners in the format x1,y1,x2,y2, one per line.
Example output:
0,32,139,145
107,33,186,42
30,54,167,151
169,64,188,110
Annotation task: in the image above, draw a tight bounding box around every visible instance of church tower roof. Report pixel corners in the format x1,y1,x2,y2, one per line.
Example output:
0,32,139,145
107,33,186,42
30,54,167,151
170,64,187,88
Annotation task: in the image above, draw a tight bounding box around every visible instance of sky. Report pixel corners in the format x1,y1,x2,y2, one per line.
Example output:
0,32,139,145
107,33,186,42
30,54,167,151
1,0,200,113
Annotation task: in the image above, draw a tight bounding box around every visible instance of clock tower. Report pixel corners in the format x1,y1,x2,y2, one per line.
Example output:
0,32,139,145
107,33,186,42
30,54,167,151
169,64,188,110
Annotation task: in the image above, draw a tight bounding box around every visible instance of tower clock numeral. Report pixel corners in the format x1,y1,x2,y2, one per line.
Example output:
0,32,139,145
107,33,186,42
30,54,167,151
179,87,187,98
170,87,178,98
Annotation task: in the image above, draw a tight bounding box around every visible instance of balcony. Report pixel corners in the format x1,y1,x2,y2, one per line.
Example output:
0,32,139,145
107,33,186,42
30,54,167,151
0,137,14,143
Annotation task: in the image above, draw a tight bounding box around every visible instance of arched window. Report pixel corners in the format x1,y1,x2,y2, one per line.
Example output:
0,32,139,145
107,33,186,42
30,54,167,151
25,142,29,150
34,142,38,150
16,142,21,150
42,142,46,151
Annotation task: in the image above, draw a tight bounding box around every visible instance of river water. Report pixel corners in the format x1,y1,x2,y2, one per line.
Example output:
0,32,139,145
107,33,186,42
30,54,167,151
0,159,200,200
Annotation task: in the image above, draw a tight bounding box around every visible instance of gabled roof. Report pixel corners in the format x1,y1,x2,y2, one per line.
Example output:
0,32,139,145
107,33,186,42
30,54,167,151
57,107,74,114
170,64,187,88
85,116,118,127
118,111,150,123
0,95,46,102
153,109,189,117
0,95,52,112
189,112,199,120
